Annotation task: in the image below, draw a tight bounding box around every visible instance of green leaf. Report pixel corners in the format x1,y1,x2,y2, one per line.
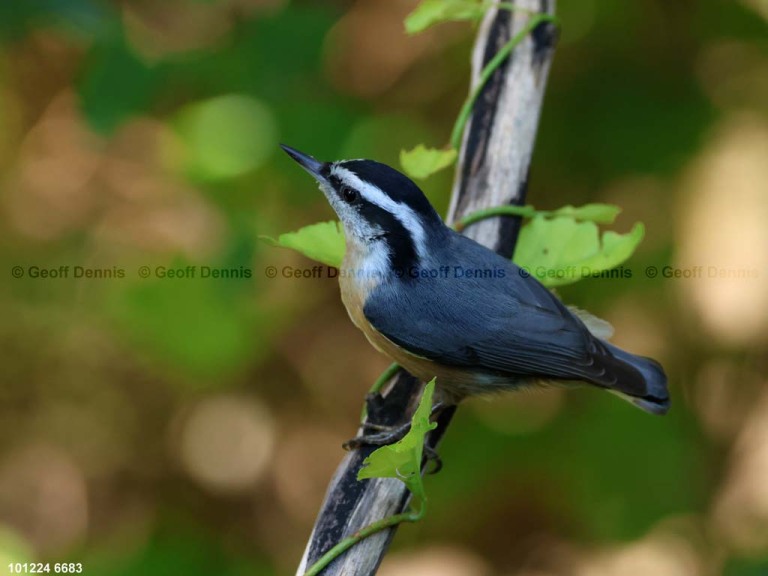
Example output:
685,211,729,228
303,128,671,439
400,145,457,180
259,221,345,268
513,216,644,287
454,203,623,232
358,379,438,510
405,0,486,34
550,203,621,224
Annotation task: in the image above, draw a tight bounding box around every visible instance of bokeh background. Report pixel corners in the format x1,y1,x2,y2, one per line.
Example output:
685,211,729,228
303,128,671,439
1,1,767,575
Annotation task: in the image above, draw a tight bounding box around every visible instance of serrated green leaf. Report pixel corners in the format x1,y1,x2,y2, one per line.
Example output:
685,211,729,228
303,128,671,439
550,203,621,224
400,145,457,180
259,221,345,268
513,216,644,287
405,0,486,34
358,379,437,509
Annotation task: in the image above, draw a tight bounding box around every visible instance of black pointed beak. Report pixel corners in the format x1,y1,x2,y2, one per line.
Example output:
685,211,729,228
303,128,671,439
280,144,326,180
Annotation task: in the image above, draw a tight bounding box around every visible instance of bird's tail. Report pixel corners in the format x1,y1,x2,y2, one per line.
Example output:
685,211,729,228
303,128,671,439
599,342,670,415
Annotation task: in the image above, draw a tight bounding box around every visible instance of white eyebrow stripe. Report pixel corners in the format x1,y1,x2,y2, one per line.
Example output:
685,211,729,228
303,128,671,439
332,166,427,259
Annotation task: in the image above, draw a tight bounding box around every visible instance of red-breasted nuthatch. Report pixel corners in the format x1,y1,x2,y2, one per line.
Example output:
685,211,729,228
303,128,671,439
281,145,669,415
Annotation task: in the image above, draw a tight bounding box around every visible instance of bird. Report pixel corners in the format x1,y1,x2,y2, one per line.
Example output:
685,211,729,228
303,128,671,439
281,144,669,420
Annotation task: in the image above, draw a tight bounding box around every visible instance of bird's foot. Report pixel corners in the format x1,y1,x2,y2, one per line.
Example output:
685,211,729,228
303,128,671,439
342,420,411,450
342,401,447,474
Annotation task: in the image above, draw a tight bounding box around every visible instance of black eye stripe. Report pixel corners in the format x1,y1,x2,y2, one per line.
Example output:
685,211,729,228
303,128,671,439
338,160,440,222
360,203,418,271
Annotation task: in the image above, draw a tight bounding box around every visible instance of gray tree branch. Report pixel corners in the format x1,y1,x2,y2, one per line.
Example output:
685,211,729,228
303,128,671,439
296,1,557,574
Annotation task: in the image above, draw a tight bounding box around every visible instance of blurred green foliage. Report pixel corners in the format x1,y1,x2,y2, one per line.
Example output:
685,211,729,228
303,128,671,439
79,35,159,134
0,0,767,575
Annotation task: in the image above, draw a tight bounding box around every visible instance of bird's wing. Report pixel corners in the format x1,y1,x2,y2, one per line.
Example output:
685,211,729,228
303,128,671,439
364,281,610,383
363,234,636,391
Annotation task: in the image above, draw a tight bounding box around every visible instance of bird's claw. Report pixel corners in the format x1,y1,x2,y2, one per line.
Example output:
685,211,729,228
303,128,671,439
342,420,443,474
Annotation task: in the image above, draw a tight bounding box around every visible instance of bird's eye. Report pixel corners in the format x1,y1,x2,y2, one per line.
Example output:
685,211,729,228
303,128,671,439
340,185,358,203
